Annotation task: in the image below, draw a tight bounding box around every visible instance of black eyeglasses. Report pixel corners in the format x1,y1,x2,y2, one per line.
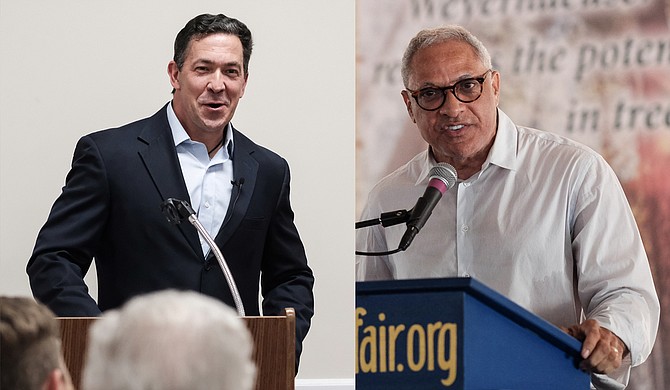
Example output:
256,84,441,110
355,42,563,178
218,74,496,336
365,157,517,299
406,70,492,111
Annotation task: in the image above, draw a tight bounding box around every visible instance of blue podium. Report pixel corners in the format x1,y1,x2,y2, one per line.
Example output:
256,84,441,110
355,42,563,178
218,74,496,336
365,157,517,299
356,278,590,389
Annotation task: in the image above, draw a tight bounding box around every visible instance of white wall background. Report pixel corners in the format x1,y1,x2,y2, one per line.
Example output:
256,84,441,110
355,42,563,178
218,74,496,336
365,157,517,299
0,0,355,382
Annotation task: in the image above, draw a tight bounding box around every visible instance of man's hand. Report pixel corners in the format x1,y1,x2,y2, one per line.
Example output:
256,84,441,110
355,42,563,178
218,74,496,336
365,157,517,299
561,319,628,374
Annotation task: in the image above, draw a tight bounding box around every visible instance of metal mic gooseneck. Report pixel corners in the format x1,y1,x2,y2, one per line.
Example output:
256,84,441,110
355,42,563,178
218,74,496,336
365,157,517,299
161,198,246,316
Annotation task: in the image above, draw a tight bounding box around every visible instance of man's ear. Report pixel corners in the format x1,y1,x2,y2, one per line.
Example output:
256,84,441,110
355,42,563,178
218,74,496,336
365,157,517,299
167,61,181,91
239,72,249,99
43,368,71,390
491,70,501,107
401,90,416,123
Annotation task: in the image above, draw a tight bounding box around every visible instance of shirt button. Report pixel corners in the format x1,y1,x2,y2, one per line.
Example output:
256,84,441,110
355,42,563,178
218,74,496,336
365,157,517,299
461,224,469,232
463,182,471,188
204,201,211,208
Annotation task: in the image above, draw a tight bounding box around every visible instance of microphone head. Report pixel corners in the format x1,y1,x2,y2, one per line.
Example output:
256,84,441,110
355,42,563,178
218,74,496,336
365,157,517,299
428,163,458,193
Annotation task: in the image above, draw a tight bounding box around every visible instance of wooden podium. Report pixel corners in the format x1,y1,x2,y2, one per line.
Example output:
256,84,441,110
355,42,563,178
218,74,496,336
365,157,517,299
356,278,590,389
58,308,295,390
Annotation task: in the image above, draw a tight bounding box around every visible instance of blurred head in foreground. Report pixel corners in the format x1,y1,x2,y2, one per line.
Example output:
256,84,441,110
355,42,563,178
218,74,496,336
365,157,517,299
1,296,74,390
82,289,256,390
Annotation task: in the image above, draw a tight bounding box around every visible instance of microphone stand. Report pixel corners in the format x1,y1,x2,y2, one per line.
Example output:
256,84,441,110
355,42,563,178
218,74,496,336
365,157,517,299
355,209,410,256
161,198,246,316
355,209,410,229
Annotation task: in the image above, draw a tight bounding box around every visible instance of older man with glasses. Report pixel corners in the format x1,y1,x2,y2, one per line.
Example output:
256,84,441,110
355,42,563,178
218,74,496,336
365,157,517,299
356,25,659,389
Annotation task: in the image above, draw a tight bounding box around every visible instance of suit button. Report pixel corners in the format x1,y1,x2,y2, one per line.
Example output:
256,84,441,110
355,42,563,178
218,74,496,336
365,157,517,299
204,260,212,271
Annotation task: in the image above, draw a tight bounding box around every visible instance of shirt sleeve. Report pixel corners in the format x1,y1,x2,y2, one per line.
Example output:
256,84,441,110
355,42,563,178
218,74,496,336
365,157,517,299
571,153,660,384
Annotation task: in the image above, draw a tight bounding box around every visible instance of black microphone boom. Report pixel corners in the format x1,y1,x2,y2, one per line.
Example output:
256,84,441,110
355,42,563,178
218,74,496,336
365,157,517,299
398,163,457,251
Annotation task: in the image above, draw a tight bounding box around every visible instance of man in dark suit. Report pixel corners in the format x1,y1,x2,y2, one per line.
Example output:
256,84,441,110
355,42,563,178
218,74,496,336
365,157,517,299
27,13,314,367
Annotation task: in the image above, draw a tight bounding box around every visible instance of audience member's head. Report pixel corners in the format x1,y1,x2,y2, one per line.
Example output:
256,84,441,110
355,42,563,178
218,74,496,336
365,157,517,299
1,296,74,390
81,289,256,390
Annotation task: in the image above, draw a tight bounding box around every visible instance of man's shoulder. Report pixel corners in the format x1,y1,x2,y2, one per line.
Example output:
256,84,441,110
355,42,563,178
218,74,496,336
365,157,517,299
516,125,602,162
370,151,427,194
85,105,168,142
232,126,285,164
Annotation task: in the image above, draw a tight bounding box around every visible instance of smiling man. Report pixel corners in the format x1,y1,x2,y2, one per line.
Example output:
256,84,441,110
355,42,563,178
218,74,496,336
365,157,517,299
356,25,659,388
27,13,314,369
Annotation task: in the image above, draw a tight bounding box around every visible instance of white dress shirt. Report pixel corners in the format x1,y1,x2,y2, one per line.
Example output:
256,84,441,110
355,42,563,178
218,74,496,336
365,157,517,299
167,103,234,258
356,109,660,388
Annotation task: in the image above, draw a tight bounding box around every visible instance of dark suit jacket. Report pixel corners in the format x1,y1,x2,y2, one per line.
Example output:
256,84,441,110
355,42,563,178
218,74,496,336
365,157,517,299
27,104,314,363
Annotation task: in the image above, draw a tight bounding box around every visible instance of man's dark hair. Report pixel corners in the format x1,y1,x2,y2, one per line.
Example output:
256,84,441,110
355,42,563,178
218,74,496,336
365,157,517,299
174,13,253,75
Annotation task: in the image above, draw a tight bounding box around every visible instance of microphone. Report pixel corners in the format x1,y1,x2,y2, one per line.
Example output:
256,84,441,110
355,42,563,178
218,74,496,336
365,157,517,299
231,177,245,188
223,177,245,226
398,163,457,251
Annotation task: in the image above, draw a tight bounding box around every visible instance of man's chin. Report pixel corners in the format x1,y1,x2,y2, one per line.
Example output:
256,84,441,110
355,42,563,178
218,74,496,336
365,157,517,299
200,115,232,131
202,123,229,133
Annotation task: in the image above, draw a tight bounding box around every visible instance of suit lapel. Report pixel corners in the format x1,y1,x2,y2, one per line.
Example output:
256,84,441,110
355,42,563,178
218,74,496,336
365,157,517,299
214,127,258,248
136,104,202,257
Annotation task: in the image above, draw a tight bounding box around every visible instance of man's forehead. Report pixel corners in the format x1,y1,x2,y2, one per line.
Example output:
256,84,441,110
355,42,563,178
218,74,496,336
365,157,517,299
184,33,244,61
409,43,480,79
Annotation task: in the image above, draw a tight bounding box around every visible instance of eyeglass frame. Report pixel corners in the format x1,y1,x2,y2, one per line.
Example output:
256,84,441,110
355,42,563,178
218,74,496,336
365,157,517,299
405,69,493,111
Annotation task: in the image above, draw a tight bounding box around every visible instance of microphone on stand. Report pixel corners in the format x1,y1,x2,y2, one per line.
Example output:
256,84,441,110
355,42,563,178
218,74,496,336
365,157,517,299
160,198,246,316
355,163,457,256
398,163,458,251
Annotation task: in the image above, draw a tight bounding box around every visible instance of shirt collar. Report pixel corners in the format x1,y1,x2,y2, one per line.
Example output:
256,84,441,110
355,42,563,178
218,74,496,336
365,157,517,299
416,150,439,186
166,101,235,157
483,108,516,172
